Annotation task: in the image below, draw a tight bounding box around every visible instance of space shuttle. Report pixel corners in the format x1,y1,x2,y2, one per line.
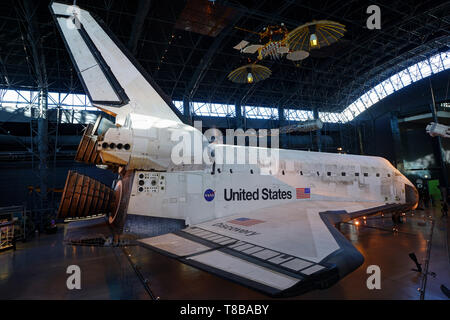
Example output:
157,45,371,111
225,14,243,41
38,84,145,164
50,2,419,297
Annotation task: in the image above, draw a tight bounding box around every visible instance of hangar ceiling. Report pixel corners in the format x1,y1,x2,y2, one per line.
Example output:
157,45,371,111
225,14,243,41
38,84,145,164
0,0,449,113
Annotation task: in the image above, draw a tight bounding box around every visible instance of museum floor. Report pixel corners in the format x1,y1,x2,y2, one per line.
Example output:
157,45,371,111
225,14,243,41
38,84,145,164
0,207,448,300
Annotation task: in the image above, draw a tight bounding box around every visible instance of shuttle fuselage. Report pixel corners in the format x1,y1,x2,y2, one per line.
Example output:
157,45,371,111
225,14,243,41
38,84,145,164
99,123,417,226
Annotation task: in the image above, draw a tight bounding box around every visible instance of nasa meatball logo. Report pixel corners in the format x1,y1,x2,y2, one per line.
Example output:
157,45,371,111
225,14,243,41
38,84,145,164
204,189,215,202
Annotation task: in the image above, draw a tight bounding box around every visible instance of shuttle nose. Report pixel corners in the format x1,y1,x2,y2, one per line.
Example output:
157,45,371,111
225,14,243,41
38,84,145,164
405,184,419,210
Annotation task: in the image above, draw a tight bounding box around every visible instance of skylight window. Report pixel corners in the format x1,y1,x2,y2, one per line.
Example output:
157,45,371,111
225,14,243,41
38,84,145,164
367,89,380,104
442,52,450,69
408,64,423,82
416,60,432,78
347,102,359,115
333,51,449,124
244,106,279,119
429,55,444,73
284,109,314,121
381,79,395,95
192,102,236,117
342,108,355,121
0,89,96,111
319,112,342,123
389,74,404,91
173,100,184,113
1,52,448,125
354,99,366,113
397,69,412,87
373,83,388,99
360,93,373,109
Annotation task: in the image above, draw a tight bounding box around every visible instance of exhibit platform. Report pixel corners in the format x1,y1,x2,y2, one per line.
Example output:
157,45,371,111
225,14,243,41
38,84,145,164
0,208,448,300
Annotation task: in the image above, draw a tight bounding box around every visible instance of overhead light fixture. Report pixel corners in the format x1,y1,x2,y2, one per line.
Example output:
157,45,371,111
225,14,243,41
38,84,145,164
247,72,254,83
287,20,346,52
310,33,318,48
227,64,271,84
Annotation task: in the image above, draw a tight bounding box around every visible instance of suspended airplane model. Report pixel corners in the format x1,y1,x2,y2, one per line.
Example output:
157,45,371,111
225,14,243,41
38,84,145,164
426,122,450,138
51,2,418,297
228,21,347,83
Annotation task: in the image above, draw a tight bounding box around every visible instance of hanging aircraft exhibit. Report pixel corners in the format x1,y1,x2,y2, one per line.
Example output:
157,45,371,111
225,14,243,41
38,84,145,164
426,122,450,138
228,20,346,83
50,2,419,298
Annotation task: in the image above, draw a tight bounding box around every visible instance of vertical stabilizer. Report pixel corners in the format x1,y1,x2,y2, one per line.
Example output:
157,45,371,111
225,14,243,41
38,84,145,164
50,2,183,125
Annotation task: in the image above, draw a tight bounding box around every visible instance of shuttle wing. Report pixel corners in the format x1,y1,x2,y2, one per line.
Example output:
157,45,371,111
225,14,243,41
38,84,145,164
140,201,409,297
49,2,182,125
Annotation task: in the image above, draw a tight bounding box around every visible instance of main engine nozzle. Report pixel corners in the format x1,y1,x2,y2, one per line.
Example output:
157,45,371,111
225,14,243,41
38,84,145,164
58,171,121,221
75,123,102,165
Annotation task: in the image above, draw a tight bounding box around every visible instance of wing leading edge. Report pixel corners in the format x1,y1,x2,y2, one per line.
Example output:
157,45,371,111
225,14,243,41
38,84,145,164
139,201,408,297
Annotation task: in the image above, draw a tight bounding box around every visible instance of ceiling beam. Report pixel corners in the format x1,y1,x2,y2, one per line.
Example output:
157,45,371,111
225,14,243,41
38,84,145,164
19,0,47,88
184,11,245,101
128,0,152,56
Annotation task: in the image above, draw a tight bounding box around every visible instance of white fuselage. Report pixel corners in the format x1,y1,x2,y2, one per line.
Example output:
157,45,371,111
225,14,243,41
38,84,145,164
96,113,416,226
122,144,414,226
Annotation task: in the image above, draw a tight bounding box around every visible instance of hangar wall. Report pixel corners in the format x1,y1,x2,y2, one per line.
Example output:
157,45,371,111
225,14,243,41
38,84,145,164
361,70,450,188
0,161,117,208
1,70,448,210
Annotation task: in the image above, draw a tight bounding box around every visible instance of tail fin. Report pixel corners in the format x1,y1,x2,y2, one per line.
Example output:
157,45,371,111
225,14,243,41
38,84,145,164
50,2,182,125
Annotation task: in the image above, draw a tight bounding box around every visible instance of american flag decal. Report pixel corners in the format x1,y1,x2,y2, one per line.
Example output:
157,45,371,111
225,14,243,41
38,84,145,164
228,217,265,227
296,188,311,199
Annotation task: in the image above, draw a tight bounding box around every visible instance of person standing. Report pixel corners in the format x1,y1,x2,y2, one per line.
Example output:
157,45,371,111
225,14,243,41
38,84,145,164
423,188,430,208
442,201,448,217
